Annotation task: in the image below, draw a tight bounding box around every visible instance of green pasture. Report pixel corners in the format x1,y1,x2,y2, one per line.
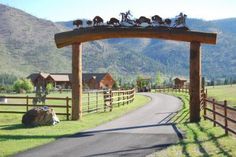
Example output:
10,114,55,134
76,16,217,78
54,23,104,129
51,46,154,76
0,94,150,157
206,85,236,108
150,92,236,157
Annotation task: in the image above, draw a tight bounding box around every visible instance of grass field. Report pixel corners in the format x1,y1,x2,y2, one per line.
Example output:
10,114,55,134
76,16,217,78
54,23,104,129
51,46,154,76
0,94,150,157
149,92,236,157
206,85,236,108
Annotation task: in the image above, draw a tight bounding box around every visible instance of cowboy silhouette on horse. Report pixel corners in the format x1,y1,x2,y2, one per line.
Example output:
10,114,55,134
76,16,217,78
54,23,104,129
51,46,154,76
120,10,135,25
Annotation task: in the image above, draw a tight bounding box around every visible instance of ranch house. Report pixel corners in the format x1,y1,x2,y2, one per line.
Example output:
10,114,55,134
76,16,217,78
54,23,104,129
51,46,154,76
174,77,187,89
27,72,115,90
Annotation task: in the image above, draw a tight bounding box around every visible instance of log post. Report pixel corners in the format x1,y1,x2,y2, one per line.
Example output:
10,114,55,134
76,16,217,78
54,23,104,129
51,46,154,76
213,99,216,127
224,100,228,135
203,93,206,120
66,96,69,120
71,43,82,120
87,92,90,113
189,42,201,122
26,95,29,112
96,92,98,112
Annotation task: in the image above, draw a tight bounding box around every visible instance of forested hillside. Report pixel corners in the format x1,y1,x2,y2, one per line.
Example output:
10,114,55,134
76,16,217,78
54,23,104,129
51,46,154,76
1,3,236,81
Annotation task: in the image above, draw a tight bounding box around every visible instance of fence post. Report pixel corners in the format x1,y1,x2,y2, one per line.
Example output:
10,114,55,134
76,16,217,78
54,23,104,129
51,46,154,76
224,100,228,135
110,90,113,112
126,91,129,104
26,95,29,112
118,92,120,107
203,93,206,120
123,91,125,105
213,99,216,127
130,90,132,102
66,96,69,120
88,92,90,113
103,90,107,112
129,90,131,103
96,92,98,112
133,89,135,102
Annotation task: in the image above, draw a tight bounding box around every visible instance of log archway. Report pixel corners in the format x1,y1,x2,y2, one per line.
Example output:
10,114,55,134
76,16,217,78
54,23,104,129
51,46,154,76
54,27,217,122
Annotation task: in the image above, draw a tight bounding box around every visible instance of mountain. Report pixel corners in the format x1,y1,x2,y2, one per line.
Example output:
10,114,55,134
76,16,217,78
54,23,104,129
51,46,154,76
0,3,236,82
57,18,236,79
0,4,71,76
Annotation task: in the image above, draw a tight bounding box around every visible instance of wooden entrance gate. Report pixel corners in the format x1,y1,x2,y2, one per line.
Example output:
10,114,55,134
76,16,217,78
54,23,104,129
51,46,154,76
54,27,217,122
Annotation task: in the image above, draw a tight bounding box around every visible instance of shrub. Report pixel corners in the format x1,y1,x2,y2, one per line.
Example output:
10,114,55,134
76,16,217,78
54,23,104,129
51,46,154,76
46,83,54,93
13,79,34,93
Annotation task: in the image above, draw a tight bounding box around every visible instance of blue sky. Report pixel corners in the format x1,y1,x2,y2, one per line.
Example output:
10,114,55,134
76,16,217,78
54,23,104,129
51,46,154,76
0,0,236,22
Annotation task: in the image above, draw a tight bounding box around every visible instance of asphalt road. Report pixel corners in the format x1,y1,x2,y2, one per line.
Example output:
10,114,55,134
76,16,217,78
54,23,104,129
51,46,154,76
14,93,183,157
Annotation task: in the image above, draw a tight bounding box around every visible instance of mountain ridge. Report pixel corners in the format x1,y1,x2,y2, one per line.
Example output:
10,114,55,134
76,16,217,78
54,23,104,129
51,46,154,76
0,3,236,81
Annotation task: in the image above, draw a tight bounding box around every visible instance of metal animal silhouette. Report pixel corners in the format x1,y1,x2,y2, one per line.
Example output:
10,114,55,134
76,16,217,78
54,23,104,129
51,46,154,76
107,18,120,26
136,16,151,25
73,19,83,27
174,12,187,27
93,16,104,26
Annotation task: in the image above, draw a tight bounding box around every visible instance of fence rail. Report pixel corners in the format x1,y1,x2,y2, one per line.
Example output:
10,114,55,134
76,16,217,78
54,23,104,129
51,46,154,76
0,89,135,120
154,86,189,93
203,92,236,135
0,96,71,120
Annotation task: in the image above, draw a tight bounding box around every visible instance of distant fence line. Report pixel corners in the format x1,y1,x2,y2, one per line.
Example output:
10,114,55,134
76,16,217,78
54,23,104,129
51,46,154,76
0,89,135,120
154,86,189,93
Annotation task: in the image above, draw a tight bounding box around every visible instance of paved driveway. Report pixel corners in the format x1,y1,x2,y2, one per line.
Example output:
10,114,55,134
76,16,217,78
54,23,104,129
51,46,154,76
14,93,183,157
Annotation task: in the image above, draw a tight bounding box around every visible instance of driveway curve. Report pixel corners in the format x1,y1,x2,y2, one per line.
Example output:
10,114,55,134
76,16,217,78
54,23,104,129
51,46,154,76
14,93,183,157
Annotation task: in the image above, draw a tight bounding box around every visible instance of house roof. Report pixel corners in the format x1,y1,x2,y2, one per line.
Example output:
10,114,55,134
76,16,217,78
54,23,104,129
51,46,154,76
40,72,49,78
28,72,110,83
174,77,187,81
48,74,70,82
83,73,108,82
27,72,49,82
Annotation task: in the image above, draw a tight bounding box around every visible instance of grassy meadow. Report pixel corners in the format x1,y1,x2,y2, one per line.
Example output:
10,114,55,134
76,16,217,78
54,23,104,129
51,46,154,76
206,85,236,108
0,94,150,157
149,92,236,157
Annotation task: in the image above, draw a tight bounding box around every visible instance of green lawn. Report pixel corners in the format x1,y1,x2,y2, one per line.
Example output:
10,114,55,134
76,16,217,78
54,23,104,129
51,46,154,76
206,85,236,108
0,94,150,157
150,92,236,157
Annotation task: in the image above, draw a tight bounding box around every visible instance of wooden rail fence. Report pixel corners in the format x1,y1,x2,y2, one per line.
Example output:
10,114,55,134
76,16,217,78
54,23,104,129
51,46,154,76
0,89,135,120
0,96,71,120
203,91,236,135
103,89,135,112
154,86,236,135
154,86,189,93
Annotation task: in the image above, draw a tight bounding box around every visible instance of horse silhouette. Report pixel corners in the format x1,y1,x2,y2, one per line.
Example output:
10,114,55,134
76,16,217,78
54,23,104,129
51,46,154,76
107,18,120,26
136,16,151,25
73,19,83,27
151,15,164,25
93,16,104,26
164,18,172,26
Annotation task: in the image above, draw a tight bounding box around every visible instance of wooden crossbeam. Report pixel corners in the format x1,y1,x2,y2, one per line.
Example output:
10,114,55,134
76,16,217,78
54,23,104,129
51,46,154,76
55,27,217,48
